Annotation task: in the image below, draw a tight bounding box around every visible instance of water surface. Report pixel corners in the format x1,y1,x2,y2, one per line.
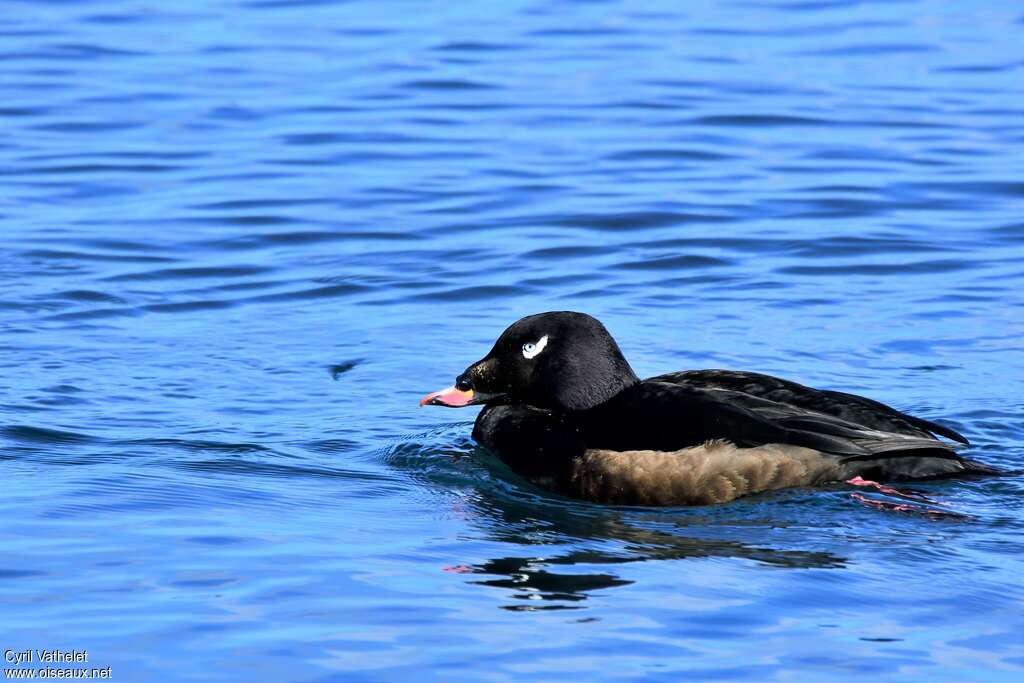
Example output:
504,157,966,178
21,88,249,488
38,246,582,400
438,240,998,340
2,1,1023,680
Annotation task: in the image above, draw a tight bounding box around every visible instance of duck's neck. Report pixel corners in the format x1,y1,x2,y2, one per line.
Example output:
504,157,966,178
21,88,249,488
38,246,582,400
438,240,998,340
553,360,639,413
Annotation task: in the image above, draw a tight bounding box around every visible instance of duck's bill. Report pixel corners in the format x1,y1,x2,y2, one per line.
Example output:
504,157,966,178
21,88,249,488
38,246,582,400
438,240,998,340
419,386,497,408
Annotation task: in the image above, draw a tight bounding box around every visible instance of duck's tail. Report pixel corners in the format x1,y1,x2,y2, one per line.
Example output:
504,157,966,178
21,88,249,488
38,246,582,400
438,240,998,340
776,423,1006,480
839,446,1008,481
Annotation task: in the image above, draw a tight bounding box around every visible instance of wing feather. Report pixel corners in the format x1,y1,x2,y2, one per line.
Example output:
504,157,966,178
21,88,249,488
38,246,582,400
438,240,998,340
649,369,969,445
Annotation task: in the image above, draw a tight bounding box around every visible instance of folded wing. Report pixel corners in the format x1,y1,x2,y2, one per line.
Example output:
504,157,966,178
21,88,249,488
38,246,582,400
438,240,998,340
648,369,969,444
636,371,997,478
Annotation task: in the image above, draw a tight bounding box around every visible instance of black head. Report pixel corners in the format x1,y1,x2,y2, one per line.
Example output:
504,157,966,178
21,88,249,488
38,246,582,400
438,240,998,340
420,311,639,412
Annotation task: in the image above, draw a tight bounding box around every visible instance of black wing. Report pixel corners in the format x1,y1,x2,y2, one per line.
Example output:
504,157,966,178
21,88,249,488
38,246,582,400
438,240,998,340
647,369,969,445
583,379,969,468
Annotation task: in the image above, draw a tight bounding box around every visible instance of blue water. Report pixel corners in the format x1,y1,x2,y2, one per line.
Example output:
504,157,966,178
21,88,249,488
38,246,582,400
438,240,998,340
2,1,1024,680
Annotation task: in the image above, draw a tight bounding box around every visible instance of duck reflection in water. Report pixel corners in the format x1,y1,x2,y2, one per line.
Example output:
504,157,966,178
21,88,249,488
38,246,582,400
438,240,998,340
448,458,846,611
389,434,848,611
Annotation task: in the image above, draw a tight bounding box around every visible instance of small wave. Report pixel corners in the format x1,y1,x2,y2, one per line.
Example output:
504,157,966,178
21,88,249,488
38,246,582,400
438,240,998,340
22,249,176,263
175,458,397,483
47,307,140,321
778,259,977,276
526,245,619,260
189,197,330,211
613,255,733,271
403,79,499,91
0,425,98,445
106,265,274,281
51,289,127,303
605,149,736,162
0,568,48,579
689,114,829,127
551,211,733,231
122,438,273,454
405,285,526,303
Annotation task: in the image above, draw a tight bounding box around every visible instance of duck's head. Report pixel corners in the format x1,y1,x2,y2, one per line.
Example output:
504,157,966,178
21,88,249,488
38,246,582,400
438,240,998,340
420,311,639,412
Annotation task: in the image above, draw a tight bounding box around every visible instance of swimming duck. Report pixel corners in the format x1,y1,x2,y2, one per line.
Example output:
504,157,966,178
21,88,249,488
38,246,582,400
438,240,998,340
420,311,999,506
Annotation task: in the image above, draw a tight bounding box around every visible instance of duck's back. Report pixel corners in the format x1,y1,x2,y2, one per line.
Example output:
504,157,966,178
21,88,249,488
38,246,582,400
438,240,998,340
649,369,969,444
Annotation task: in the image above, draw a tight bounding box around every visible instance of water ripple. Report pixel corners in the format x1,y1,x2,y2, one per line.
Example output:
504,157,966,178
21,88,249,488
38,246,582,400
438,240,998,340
2,0,1023,679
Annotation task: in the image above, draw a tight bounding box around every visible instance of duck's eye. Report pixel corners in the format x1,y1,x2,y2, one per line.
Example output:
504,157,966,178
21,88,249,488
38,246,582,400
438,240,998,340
522,335,548,360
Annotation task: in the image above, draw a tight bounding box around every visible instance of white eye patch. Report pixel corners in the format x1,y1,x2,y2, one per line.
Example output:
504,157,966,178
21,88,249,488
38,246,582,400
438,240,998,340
521,335,548,360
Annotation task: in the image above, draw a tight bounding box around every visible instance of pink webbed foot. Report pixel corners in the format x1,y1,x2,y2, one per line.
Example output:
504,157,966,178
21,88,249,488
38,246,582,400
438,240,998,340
845,476,937,504
849,492,968,520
